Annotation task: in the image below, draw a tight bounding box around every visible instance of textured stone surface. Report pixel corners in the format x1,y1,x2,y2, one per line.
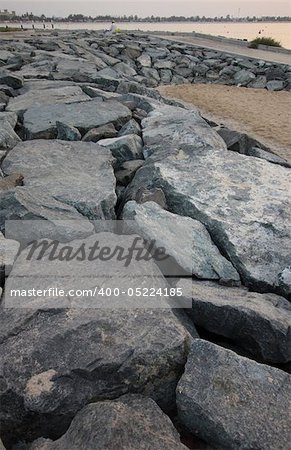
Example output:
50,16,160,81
98,134,143,166
56,122,81,141
177,340,291,450
0,233,192,445
122,201,239,282
7,86,90,115
1,140,116,238
179,279,291,362
29,395,186,450
0,114,21,150
82,123,118,142
23,99,132,139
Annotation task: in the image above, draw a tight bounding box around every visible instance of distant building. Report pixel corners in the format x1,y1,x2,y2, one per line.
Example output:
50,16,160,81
0,9,16,19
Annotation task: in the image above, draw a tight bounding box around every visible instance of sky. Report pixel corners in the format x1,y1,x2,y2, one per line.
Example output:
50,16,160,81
1,1,290,18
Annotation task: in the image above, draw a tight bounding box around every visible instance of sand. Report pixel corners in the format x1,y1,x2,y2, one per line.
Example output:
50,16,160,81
159,84,291,163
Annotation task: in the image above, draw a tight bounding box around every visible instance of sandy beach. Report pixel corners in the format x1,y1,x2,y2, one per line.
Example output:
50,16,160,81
159,84,291,163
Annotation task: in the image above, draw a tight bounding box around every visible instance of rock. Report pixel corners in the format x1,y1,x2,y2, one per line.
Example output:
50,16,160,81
23,99,132,139
81,85,120,100
29,395,186,450
160,69,173,84
180,279,291,363
0,85,15,97
6,86,90,115
265,67,285,81
277,266,291,300
141,67,160,83
192,64,209,76
98,134,143,166
123,201,240,282
53,59,101,82
248,146,290,167
0,72,23,89
248,75,267,89
1,140,116,237
177,340,291,450
56,122,81,141
114,62,137,77
126,104,291,292
0,116,21,150
144,47,170,60
122,44,142,59
0,111,17,128
174,66,193,78
0,51,15,63
266,80,285,91
82,123,118,142
0,232,192,445
118,119,141,137
234,69,256,85
115,160,144,185
154,60,175,70
137,53,152,68
238,59,256,70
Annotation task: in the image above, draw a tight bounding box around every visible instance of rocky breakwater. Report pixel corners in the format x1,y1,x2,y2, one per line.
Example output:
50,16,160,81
0,30,290,450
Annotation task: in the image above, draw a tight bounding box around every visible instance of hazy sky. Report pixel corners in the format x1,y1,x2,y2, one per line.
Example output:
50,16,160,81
1,1,290,18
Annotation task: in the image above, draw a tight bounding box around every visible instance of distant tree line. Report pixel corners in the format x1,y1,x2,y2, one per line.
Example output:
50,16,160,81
3,13,291,23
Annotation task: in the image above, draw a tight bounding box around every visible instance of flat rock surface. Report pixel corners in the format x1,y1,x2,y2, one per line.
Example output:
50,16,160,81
177,339,291,450
23,99,132,139
122,201,239,282
1,140,116,239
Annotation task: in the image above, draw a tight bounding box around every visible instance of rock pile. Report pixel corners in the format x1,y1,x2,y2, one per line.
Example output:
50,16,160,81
0,30,290,450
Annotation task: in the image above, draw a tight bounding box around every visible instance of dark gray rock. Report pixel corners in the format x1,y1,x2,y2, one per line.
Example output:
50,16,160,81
141,67,160,83
118,119,141,137
248,146,290,167
179,279,291,362
98,134,143,166
122,201,240,282
82,123,118,142
266,80,285,91
23,99,131,139
114,62,137,77
53,59,102,82
0,233,192,444
0,72,23,89
81,85,120,100
29,395,186,450
248,75,267,89
7,86,90,115
265,67,286,81
277,266,291,300
234,69,256,85
177,340,291,450
56,122,81,141
115,160,144,186
0,231,19,286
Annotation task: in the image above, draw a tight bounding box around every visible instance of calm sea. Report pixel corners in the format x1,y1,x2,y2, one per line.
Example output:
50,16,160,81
1,21,291,49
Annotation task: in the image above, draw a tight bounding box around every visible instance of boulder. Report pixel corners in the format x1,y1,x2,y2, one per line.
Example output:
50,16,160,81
0,231,19,285
265,67,285,81
6,86,90,115
98,134,143,166
248,75,267,89
266,80,285,91
29,395,186,450
118,119,141,137
141,67,160,83
0,72,23,89
122,44,142,59
115,160,144,185
0,232,193,445
53,59,101,82
177,340,291,450
126,104,291,292
122,201,240,282
248,146,290,167
137,53,152,68
114,62,137,77
1,140,116,237
179,279,291,363
23,99,132,139
56,122,81,141
81,85,120,100
234,69,256,85
82,123,118,142
277,266,291,300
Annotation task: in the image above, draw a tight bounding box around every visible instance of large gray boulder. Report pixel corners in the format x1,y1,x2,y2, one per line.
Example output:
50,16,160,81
98,134,143,166
177,340,291,450
1,140,116,238
23,99,132,139
0,71,23,89
0,232,193,445
53,59,103,82
126,104,291,293
29,395,186,450
179,280,291,363
6,86,90,115
122,201,239,282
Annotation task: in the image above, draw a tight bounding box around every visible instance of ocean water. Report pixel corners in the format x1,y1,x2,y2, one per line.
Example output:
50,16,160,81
1,21,291,49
